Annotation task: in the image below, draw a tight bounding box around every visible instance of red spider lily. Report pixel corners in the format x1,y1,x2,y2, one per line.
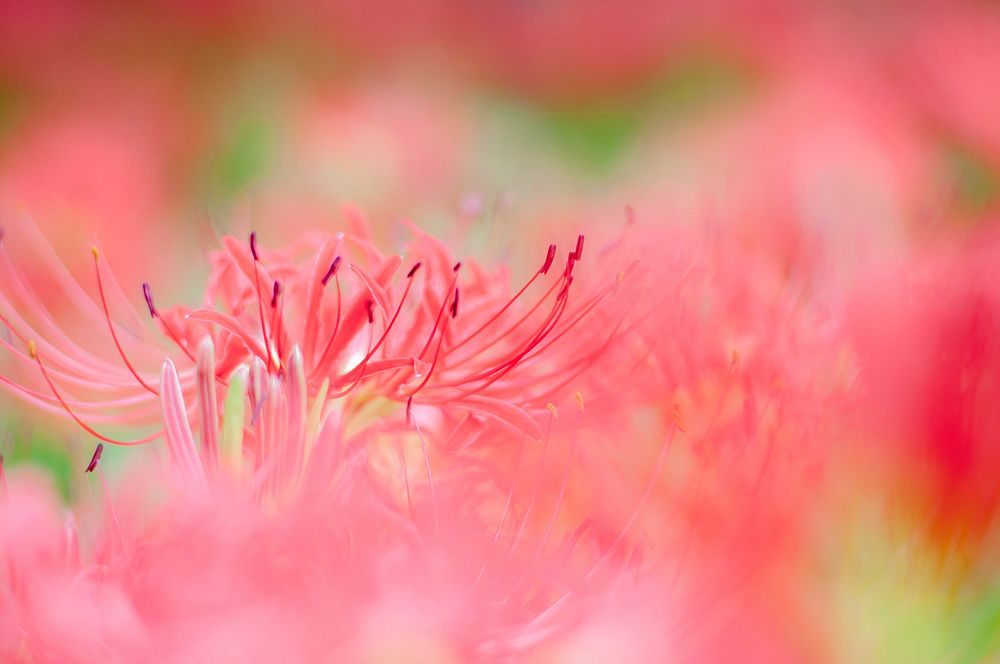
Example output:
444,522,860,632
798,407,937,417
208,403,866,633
0,212,636,493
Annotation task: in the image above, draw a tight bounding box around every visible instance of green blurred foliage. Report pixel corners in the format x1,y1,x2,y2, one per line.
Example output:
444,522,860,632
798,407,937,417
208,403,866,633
212,114,274,196
2,416,75,503
944,143,1000,217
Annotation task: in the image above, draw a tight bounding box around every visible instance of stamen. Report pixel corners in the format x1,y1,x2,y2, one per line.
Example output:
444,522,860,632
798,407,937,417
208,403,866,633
87,442,126,549
446,266,570,371
417,267,462,359
271,280,281,308
28,340,161,446
586,422,677,581
402,315,449,398
471,432,527,590
142,282,158,318
438,271,573,393
565,253,578,278
249,232,274,372
671,403,686,432
311,271,342,374
366,299,374,324
507,425,577,601
92,248,158,394
541,244,557,275
325,321,375,399
334,266,420,383
407,262,422,278
506,409,555,557
396,437,413,521
85,443,104,473
450,287,459,318
269,281,285,365
143,282,196,362
321,256,342,286
249,231,260,261
450,244,557,352
572,234,585,260
408,400,439,537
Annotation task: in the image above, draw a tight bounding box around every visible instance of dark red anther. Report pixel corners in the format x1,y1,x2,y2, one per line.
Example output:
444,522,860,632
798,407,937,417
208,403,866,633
565,253,577,278
321,256,342,286
249,231,259,261
85,443,104,473
407,262,422,278
453,261,462,272
406,395,413,424
450,287,460,318
270,280,281,308
366,299,375,324
541,244,557,274
142,282,158,318
573,234,585,260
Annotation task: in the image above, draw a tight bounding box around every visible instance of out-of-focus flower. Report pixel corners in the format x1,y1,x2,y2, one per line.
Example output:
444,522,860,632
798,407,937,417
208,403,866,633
847,231,1000,561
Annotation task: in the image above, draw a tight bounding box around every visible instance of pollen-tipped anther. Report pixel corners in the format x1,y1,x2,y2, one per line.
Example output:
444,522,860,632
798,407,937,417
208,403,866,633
271,281,281,308
541,244,557,275
565,254,577,278
249,231,260,261
671,403,686,432
407,262,422,278
453,261,462,272
450,288,460,318
85,443,104,473
142,282,158,318
321,256,342,285
27,339,37,359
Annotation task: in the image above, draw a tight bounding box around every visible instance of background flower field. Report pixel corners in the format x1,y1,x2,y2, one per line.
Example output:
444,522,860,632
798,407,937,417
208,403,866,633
1,1,999,661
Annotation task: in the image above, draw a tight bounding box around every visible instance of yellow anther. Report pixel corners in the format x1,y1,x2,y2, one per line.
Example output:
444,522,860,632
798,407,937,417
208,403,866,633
27,340,37,359
91,246,100,259
670,403,686,433
617,271,625,284
546,402,559,419
574,391,585,411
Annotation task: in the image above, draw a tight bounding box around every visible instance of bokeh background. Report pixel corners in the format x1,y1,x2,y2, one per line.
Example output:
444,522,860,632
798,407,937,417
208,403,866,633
2,1,1000,660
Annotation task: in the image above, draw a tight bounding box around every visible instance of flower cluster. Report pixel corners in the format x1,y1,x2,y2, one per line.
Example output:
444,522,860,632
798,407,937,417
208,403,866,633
0,209,840,661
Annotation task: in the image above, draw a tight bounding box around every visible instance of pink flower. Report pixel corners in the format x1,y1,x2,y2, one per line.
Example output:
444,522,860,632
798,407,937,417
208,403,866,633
0,211,635,495
0,211,841,661
847,230,1000,560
